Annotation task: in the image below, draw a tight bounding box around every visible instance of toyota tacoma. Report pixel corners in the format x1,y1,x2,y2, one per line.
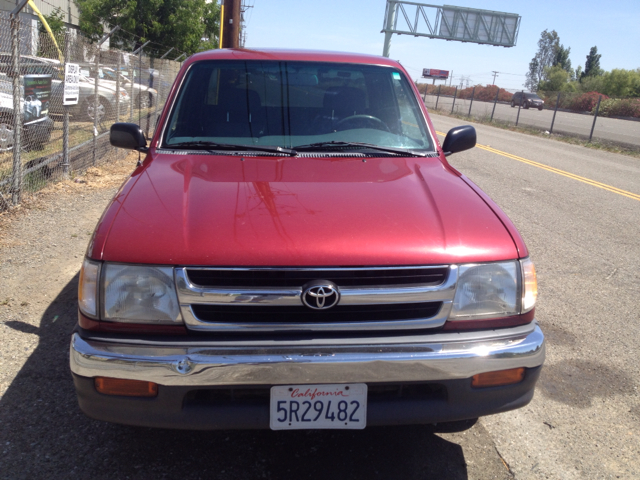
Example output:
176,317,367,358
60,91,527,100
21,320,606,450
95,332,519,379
70,49,544,430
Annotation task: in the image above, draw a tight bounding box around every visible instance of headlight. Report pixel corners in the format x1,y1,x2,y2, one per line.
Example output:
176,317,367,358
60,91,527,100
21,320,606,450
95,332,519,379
78,258,100,317
103,264,181,324
448,259,537,322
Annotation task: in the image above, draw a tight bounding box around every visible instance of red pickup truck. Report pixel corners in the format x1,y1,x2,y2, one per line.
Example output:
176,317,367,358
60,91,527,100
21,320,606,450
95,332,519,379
70,49,544,430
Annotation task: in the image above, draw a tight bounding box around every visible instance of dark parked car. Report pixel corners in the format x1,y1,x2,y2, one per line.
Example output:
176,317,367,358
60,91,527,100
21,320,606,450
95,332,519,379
511,92,544,110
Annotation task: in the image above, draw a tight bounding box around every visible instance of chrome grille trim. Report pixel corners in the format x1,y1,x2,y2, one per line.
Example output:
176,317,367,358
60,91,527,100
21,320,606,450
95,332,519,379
175,265,457,332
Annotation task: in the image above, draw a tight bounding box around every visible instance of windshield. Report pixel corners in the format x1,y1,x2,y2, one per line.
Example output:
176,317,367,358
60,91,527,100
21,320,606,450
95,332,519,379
162,61,434,152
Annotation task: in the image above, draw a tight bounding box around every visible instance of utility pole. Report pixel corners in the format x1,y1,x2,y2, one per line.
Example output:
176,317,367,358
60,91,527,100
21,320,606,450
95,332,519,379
492,71,499,85
221,0,241,48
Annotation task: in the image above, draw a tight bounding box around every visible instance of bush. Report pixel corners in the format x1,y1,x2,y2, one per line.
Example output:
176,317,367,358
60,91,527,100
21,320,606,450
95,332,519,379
419,84,511,101
568,91,609,112
597,98,640,118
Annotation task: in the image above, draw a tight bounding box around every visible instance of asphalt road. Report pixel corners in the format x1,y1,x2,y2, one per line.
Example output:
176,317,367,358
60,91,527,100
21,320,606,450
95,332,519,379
424,94,640,149
1,119,640,479
435,113,640,479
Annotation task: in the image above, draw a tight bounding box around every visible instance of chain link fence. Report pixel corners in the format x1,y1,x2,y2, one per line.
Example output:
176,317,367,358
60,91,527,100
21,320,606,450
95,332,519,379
420,84,640,152
0,14,181,211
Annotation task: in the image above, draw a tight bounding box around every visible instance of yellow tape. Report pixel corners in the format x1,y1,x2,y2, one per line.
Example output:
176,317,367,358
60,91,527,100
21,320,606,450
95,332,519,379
28,0,64,63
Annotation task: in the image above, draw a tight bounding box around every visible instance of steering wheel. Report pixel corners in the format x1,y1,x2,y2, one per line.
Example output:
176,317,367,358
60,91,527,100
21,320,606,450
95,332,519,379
335,115,390,132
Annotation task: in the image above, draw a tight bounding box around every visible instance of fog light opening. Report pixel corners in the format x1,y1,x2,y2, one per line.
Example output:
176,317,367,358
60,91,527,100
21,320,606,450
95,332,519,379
471,368,525,388
95,377,158,397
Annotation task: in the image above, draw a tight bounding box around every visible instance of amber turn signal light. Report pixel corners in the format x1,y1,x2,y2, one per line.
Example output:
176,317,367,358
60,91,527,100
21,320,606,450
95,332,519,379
471,368,525,388
95,377,158,397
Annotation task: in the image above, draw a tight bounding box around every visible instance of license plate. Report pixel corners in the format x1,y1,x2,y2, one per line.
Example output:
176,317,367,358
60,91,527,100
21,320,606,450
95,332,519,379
270,383,367,430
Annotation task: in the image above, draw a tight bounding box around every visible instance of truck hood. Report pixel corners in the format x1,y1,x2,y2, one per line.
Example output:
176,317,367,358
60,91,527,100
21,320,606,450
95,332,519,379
96,152,518,266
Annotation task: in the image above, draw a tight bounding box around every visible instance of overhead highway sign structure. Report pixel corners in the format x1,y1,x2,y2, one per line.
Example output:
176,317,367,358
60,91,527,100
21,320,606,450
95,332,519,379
382,1,521,57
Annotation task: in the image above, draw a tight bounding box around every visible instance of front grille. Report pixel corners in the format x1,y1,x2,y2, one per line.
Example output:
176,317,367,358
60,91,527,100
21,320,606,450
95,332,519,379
191,302,443,324
185,267,449,288
176,265,457,332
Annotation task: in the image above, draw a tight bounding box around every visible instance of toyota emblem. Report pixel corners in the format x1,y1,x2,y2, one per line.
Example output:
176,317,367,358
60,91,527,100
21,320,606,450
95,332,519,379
301,281,340,310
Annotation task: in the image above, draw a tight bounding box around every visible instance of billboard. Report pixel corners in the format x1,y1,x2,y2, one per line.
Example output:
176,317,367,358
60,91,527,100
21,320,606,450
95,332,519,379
422,69,449,79
23,74,52,123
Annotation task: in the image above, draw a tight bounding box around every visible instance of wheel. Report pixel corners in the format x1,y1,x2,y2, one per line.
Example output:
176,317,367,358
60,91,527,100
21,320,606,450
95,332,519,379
538,106,543,111
0,114,15,152
335,115,390,132
135,92,152,110
523,103,529,109
510,101,515,108
85,97,111,122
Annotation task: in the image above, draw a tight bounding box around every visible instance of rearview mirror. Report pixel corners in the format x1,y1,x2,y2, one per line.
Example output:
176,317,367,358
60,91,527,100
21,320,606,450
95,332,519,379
442,125,476,156
110,123,148,152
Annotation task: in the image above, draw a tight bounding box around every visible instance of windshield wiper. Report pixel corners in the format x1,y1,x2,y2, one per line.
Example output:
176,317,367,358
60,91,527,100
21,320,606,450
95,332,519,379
165,141,297,156
292,141,430,157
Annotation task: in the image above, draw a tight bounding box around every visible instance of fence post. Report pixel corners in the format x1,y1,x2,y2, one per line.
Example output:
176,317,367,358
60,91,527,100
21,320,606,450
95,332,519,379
152,60,162,137
549,92,561,134
515,90,523,126
468,86,476,116
10,1,28,205
451,86,458,114
92,26,119,165
92,46,100,165
435,85,441,110
129,60,135,122
116,52,121,123
138,49,142,125
589,95,602,143
490,87,499,122
62,32,70,179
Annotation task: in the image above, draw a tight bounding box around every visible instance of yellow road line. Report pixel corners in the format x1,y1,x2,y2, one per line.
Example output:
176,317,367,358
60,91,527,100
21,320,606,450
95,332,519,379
435,131,640,202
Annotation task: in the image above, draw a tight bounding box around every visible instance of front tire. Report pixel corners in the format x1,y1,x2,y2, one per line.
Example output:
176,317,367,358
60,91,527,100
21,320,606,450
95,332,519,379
84,97,112,122
135,93,152,110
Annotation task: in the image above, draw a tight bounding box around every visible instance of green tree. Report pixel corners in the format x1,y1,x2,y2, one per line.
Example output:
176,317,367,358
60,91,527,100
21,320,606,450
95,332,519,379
538,65,576,92
529,30,559,78
553,44,572,77
525,56,540,92
74,0,220,57
581,46,603,79
574,65,583,82
598,69,640,97
579,74,604,94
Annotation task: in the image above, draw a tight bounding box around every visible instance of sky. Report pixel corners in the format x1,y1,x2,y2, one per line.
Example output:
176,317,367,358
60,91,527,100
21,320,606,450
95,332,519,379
243,0,640,92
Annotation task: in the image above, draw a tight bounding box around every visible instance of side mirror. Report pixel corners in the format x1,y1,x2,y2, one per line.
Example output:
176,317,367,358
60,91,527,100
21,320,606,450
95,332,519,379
110,123,148,152
442,125,476,156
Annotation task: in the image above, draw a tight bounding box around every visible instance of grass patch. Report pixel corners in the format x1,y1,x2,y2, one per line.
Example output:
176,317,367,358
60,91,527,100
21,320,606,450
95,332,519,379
429,107,640,160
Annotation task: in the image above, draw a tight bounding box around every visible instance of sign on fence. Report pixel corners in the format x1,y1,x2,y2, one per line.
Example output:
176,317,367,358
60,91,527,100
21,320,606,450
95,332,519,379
63,63,80,106
23,75,51,122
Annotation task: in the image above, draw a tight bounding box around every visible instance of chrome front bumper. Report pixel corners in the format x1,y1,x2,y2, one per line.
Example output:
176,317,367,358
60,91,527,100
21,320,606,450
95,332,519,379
70,324,545,387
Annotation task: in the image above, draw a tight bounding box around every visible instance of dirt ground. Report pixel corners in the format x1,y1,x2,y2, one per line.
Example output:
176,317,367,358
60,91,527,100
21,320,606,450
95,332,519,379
0,152,137,399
